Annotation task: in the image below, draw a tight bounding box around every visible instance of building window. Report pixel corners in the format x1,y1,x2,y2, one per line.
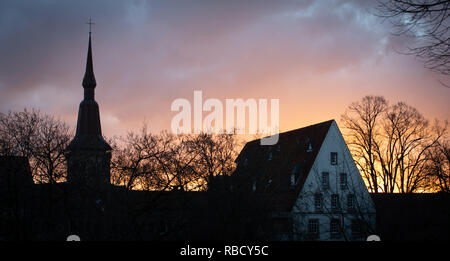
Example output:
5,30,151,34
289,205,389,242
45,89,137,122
252,180,257,192
331,194,339,211
330,152,338,165
291,164,302,189
308,219,319,237
268,151,273,160
340,173,347,190
347,194,355,212
314,193,323,211
330,219,340,238
322,172,329,189
351,219,364,236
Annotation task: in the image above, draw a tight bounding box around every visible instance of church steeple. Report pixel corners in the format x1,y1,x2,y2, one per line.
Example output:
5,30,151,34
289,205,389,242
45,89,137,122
66,22,112,190
67,26,111,151
82,33,97,91
67,28,111,150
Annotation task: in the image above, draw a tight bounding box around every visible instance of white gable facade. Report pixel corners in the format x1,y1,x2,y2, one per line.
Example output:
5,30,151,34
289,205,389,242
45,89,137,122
290,121,376,240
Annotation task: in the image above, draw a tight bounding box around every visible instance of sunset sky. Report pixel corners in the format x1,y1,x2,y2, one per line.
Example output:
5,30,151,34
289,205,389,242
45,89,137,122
1,0,449,139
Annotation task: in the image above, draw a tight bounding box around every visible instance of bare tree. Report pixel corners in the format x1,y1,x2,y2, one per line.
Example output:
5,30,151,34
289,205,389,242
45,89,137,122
380,103,447,192
183,132,240,190
342,96,448,193
423,138,450,192
0,109,70,183
110,125,240,192
341,96,388,193
111,127,188,191
376,0,450,77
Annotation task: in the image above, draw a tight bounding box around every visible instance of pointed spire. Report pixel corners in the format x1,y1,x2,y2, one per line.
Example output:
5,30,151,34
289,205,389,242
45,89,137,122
67,22,111,152
82,33,97,89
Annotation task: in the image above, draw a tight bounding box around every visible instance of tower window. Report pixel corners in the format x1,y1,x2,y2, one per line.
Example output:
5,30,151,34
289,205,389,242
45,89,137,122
330,152,338,165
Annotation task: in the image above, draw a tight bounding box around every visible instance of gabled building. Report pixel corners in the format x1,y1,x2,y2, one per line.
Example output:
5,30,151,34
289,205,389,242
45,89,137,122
233,120,376,240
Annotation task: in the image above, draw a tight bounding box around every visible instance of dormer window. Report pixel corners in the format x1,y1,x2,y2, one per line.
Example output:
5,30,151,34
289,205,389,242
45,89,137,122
291,164,302,188
307,142,313,152
305,138,313,152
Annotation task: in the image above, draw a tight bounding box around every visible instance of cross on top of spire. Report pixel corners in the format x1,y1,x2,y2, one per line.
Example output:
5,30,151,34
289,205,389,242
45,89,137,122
82,18,96,90
86,18,95,34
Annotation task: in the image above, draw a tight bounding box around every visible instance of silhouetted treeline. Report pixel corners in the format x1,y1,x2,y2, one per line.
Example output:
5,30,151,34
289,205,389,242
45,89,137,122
1,104,448,194
0,110,241,191
109,126,240,191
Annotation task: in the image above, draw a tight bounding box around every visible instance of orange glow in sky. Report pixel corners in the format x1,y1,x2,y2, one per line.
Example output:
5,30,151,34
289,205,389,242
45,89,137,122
0,1,448,140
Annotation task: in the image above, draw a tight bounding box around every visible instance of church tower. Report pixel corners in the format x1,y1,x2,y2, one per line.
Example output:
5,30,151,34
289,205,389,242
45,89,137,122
66,25,112,192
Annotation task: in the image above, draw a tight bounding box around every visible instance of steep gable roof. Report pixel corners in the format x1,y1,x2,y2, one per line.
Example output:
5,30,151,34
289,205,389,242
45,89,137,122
233,120,334,212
